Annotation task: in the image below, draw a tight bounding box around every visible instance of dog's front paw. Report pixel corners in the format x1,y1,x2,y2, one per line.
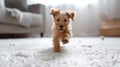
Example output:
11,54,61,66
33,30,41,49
62,39,69,44
54,45,61,52
54,48,61,52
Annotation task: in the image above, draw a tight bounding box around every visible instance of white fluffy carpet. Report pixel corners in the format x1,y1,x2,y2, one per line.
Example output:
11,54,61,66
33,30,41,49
0,37,120,67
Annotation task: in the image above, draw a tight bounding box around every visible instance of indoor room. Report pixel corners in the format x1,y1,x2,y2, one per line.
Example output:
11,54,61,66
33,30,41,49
0,0,120,67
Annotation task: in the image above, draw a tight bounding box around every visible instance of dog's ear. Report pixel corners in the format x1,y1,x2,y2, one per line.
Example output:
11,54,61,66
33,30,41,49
65,11,75,21
50,8,60,18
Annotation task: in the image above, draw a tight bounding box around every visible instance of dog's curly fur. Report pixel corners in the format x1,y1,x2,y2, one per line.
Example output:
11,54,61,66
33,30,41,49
50,8,75,52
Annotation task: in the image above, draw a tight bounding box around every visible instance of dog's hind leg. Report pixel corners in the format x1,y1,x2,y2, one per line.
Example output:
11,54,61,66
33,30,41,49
53,36,61,52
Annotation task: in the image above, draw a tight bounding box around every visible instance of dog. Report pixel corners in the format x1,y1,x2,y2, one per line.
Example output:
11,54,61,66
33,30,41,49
50,8,75,52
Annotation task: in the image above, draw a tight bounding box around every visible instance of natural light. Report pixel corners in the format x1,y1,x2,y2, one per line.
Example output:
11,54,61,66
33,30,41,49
29,0,97,6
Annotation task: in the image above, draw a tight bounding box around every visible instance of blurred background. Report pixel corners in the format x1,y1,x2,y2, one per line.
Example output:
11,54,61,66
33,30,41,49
28,0,120,37
0,0,120,38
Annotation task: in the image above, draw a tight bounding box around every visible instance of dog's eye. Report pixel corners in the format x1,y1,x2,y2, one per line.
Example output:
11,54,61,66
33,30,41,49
64,19,67,22
56,18,60,22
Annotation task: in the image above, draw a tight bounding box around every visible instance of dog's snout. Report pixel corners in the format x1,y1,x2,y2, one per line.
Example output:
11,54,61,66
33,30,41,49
59,25,64,32
60,25,63,28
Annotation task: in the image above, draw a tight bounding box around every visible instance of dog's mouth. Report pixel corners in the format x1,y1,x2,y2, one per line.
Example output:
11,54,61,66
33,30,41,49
58,25,65,32
58,28,65,32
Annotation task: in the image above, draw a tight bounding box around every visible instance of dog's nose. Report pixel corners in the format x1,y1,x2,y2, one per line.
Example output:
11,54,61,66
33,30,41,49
60,25,63,28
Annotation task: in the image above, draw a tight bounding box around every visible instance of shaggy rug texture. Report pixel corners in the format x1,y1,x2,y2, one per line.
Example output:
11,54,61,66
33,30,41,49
0,37,120,67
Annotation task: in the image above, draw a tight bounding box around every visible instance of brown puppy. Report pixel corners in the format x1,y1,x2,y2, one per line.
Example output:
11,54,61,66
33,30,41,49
50,8,75,52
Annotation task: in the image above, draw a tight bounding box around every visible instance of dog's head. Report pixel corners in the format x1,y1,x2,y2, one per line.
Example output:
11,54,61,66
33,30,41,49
50,8,75,32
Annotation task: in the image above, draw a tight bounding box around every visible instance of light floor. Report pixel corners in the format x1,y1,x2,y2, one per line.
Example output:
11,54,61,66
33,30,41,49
0,37,120,67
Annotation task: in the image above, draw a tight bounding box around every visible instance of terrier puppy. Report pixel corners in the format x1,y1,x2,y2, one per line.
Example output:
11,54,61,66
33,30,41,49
50,8,75,52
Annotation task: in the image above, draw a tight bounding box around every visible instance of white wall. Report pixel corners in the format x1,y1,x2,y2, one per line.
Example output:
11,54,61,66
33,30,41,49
44,3,101,37
27,0,120,37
